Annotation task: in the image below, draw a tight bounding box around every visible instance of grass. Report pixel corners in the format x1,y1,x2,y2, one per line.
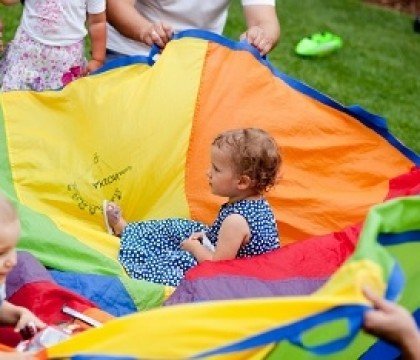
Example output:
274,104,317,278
1,1,419,153
0,4,21,42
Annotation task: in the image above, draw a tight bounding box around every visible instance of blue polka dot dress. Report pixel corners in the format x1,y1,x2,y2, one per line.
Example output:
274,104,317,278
119,198,279,287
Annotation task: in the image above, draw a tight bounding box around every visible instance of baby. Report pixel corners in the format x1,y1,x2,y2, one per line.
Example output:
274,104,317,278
0,195,45,335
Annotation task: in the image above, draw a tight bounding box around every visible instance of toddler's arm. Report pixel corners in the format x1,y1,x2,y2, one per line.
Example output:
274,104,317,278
86,11,106,74
182,214,250,263
363,287,420,359
0,301,46,332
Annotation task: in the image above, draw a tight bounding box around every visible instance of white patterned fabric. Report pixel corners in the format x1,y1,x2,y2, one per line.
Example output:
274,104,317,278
0,28,85,91
20,0,106,46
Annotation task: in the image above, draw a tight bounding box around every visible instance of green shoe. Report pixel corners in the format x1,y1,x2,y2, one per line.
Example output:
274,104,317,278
295,32,343,57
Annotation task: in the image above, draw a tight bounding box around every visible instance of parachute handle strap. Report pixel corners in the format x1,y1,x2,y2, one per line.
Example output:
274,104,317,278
289,306,365,355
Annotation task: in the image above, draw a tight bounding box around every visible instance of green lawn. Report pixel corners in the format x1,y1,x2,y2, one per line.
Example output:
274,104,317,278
1,1,419,153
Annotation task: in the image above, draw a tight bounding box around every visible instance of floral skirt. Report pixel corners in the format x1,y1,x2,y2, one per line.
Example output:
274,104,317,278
0,27,85,91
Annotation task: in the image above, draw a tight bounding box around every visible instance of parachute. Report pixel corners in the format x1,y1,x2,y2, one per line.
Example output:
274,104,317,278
0,30,418,358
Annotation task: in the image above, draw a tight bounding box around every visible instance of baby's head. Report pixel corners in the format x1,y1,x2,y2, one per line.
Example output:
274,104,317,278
212,128,281,194
0,195,20,283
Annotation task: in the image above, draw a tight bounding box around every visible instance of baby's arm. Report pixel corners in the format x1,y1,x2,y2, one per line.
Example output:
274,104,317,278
86,11,106,74
182,214,250,263
0,301,45,332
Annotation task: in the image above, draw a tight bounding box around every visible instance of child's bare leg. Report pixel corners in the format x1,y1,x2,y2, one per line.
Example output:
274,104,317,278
105,202,127,236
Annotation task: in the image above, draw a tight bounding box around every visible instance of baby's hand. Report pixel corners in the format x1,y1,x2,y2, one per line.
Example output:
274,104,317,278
14,307,46,334
139,21,173,48
181,232,203,253
240,25,275,56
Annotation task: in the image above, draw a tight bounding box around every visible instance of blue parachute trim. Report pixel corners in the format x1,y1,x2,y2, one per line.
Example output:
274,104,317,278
378,230,420,246
191,305,368,358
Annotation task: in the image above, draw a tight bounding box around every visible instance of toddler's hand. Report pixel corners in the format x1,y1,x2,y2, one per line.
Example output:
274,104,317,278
14,307,46,334
363,287,420,349
139,21,173,49
181,232,202,253
85,59,104,75
240,25,275,56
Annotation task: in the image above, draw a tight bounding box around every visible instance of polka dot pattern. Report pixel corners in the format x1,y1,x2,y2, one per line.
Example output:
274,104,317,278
119,199,279,287
207,198,280,258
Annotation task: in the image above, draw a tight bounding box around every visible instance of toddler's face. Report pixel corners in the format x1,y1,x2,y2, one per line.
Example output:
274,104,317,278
0,221,19,283
207,146,240,198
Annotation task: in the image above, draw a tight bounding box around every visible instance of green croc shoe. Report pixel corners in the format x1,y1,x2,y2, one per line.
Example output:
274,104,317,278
295,32,343,57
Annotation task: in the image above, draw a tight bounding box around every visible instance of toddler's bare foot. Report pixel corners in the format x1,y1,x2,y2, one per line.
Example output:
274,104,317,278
103,200,127,236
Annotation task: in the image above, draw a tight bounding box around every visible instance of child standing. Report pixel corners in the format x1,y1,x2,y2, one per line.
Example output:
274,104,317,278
0,195,45,334
0,0,106,91
104,128,282,287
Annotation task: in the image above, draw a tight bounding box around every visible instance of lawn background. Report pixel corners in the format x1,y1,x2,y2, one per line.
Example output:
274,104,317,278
1,0,419,153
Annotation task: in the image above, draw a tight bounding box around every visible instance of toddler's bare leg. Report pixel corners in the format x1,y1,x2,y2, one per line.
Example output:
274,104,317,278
104,201,127,236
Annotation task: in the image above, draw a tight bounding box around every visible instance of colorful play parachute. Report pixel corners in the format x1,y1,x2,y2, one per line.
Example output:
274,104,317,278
0,30,419,358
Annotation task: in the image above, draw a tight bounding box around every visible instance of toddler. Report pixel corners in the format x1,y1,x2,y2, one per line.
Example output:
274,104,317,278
104,128,282,287
0,195,45,335
0,0,106,91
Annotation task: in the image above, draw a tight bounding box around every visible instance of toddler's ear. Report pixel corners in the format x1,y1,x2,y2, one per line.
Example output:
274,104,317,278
237,175,253,190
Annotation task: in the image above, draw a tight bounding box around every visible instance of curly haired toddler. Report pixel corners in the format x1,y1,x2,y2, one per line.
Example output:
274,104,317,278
104,128,282,287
